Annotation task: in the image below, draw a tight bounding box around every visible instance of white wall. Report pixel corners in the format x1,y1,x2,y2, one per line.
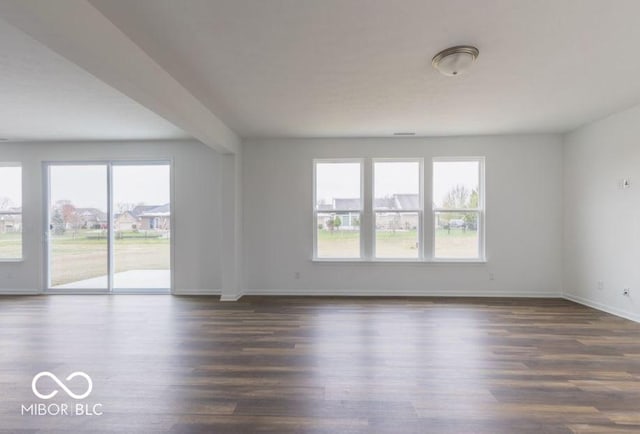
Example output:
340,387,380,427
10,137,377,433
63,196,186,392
564,104,640,322
0,140,223,294
243,135,564,296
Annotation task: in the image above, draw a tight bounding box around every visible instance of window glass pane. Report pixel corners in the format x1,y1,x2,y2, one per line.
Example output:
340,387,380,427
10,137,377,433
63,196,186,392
49,165,108,288
113,165,171,290
316,212,360,258
375,212,419,258
0,165,22,260
433,161,479,209
315,162,361,210
434,211,479,258
374,161,420,210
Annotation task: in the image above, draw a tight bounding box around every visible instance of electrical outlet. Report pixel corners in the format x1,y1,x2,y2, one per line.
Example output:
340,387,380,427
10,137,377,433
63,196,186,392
489,273,495,281
294,272,300,280
623,288,630,296
597,281,604,290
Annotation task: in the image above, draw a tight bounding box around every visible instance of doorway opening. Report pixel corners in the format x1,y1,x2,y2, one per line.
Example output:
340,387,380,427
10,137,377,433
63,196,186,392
45,162,172,293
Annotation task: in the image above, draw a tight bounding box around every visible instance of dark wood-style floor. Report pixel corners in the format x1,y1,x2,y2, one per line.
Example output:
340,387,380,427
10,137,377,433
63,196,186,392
0,296,639,433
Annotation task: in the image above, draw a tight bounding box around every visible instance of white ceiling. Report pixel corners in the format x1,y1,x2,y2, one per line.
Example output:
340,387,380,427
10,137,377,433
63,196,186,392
87,0,640,139
3,1,640,142
0,18,189,142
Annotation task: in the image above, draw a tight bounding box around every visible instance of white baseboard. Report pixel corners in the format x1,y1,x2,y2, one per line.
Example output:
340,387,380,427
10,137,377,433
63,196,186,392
242,288,562,298
563,293,640,323
173,289,221,296
0,290,42,295
220,293,243,301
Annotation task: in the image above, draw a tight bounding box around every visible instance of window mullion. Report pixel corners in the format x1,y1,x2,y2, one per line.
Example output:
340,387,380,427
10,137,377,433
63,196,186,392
362,158,373,260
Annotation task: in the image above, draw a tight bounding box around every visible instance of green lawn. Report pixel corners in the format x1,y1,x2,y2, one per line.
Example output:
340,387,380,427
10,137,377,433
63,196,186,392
0,232,22,259
434,228,478,258
317,230,361,258
317,228,478,258
49,230,170,286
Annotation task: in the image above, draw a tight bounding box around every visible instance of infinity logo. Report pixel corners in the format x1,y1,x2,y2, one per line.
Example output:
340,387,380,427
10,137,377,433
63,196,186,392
32,372,93,400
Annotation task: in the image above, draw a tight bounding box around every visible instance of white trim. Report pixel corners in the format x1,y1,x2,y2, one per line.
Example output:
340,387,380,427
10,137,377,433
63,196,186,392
362,158,372,260
107,162,114,291
312,158,364,260
169,160,176,294
372,158,424,260
43,160,173,294
312,258,367,263
563,293,640,323
112,288,171,295
0,290,42,295
243,288,561,298
220,293,243,301
431,157,486,261
0,163,23,261
311,259,487,264
173,289,222,296
433,208,482,212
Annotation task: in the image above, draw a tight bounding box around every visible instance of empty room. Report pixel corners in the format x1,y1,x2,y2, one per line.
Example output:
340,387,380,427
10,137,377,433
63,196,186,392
0,1,639,433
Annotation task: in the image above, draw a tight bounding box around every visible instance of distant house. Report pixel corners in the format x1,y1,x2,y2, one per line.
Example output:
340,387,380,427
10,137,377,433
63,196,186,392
114,211,138,231
317,194,419,231
0,207,21,233
124,203,171,231
138,204,170,230
130,205,158,220
373,194,419,230
75,208,108,229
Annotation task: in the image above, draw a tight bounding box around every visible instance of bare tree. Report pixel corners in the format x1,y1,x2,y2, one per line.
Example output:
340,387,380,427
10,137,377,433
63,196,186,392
117,202,136,213
0,196,13,210
442,185,470,209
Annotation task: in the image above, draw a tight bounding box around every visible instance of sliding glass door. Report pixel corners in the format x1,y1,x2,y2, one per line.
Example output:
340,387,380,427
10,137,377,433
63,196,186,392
48,165,109,289
112,164,171,290
46,162,171,292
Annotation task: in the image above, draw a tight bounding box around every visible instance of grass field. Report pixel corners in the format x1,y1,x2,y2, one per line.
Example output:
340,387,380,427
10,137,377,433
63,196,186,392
433,228,479,258
2,226,477,285
317,228,478,258
0,232,21,260
48,230,170,286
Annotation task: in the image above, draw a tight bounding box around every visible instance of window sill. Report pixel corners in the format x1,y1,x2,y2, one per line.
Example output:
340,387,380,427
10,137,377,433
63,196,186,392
312,258,487,264
0,258,24,263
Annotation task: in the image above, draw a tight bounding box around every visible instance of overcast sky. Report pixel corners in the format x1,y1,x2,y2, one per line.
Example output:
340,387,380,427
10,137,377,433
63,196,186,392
5,161,477,212
316,161,479,207
433,161,479,208
0,166,22,208
49,165,170,211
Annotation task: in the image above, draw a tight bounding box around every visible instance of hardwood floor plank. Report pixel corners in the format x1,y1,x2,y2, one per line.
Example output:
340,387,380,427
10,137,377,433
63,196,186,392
0,295,638,433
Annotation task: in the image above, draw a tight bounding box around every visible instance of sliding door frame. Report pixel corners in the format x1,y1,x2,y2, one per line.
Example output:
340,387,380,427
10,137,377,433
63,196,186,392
43,160,174,294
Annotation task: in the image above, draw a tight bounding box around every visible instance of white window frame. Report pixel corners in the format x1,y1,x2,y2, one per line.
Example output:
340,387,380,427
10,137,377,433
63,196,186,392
311,157,485,263
0,162,23,262
312,158,364,260
372,158,424,261
432,156,485,262
43,160,174,294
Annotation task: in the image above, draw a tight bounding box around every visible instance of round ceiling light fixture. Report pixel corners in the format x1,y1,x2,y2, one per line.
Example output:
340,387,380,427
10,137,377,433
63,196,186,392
432,45,479,77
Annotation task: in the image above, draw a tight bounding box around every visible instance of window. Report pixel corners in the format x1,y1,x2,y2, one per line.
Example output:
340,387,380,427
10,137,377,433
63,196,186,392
312,157,484,262
0,163,22,260
374,160,422,259
314,160,362,259
46,162,171,292
432,158,484,260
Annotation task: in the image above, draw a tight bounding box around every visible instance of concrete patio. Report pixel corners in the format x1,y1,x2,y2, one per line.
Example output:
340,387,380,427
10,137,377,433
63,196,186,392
53,269,170,290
